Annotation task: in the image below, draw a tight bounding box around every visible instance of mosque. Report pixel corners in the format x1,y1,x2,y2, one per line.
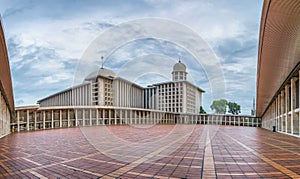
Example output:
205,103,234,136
38,60,204,114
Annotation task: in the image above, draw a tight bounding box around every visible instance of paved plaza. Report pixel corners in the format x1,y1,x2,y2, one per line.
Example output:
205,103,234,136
0,125,300,178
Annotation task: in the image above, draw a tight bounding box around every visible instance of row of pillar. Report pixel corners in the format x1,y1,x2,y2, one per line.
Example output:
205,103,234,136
14,108,176,132
263,71,300,137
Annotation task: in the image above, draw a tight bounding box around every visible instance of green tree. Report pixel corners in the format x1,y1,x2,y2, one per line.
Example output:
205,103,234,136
210,99,227,114
227,102,241,115
199,106,206,114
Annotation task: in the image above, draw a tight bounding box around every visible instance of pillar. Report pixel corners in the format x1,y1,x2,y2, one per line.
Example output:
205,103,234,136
281,91,284,132
291,78,296,134
102,109,105,125
67,109,70,127
83,109,85,126
299,70,300,136
26,110,29,131
139,111,141,124
285,85,289,133
15,110,19,132
108,109,111,125
34,111,37,130
75,109,78,126
120,109,123,125
96,109,99,126
43,111,46,129
114,109,117,125
51,110,54,128
59,109,62,128
125,110,128,124
90,109,92,126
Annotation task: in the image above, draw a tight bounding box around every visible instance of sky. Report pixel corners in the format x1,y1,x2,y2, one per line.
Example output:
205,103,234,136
0,0,263,114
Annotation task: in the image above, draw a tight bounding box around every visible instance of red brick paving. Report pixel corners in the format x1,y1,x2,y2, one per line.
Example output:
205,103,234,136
0,125,300,178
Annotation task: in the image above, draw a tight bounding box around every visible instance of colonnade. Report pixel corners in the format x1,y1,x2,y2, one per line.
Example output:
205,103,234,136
11,106,260,132
262,71,300,137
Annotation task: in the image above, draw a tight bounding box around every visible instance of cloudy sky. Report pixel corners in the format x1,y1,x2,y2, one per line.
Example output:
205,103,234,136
0,0,263,114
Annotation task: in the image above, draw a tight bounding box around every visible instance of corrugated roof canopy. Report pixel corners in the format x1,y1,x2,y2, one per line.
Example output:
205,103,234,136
0,20,14,113
256,0,300,117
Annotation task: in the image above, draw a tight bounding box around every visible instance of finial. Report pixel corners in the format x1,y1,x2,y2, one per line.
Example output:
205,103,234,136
178,56,181,63
101,56,104,69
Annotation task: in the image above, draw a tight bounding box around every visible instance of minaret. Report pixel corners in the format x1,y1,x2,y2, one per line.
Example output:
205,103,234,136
251,98,256,116
172,59,187,81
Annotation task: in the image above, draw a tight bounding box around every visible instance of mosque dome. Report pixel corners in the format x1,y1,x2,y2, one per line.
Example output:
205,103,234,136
84,68,117,81
173,60,186,72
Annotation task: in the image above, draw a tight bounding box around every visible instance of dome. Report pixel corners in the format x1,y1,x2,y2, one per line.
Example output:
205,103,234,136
84,68,117,81
173,61,186,72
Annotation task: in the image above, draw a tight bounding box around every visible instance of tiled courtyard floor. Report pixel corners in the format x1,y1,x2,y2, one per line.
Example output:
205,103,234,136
1,125,300,178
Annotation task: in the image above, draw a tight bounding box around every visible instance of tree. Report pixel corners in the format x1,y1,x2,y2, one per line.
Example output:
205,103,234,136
199,106,206,114
227,102,241,115
210,99,227,114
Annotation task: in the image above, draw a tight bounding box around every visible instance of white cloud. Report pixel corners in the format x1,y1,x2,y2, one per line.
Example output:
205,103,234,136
0,0,263,114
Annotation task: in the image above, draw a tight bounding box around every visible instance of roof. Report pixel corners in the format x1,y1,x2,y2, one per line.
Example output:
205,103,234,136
173,61,186,72
37,82,91,103
256,0,300,117
84,68,117,81
0,19,14,114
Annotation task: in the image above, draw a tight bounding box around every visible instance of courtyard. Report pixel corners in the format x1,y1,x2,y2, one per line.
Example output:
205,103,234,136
1,125,300,178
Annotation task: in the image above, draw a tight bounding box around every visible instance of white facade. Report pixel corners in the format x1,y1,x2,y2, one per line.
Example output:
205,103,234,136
38,61,204,115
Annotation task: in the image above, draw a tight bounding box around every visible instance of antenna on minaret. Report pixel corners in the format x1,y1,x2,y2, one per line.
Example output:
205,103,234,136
101,56,104,69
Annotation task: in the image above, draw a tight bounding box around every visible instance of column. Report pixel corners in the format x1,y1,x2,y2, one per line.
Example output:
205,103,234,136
139,111,141,124
26,110,29,131
75,109,78,126
125,110,128,124
120,109,123,125
51,110,54,128
90,109,92,126
129,110,132,125
134,111,137,124
59,109,62,128
299,70,300,136
17,111,20,132
291,78,296,134
96,109,99,126
43,111,46,129
285,85,289,133
233,116,236,126
83,109,85,126
67,109,70,127
102,109,105,125
114,109,117,125
108,109,111,125
34,111,37,130
276,96,279,131
242,117,245,126
281,91,284,132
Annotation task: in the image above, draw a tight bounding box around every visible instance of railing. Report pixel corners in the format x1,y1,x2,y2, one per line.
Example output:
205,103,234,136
11,106,261,132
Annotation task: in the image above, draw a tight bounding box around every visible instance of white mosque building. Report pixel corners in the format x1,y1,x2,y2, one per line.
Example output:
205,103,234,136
12,60,260,131
38,60,204,114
